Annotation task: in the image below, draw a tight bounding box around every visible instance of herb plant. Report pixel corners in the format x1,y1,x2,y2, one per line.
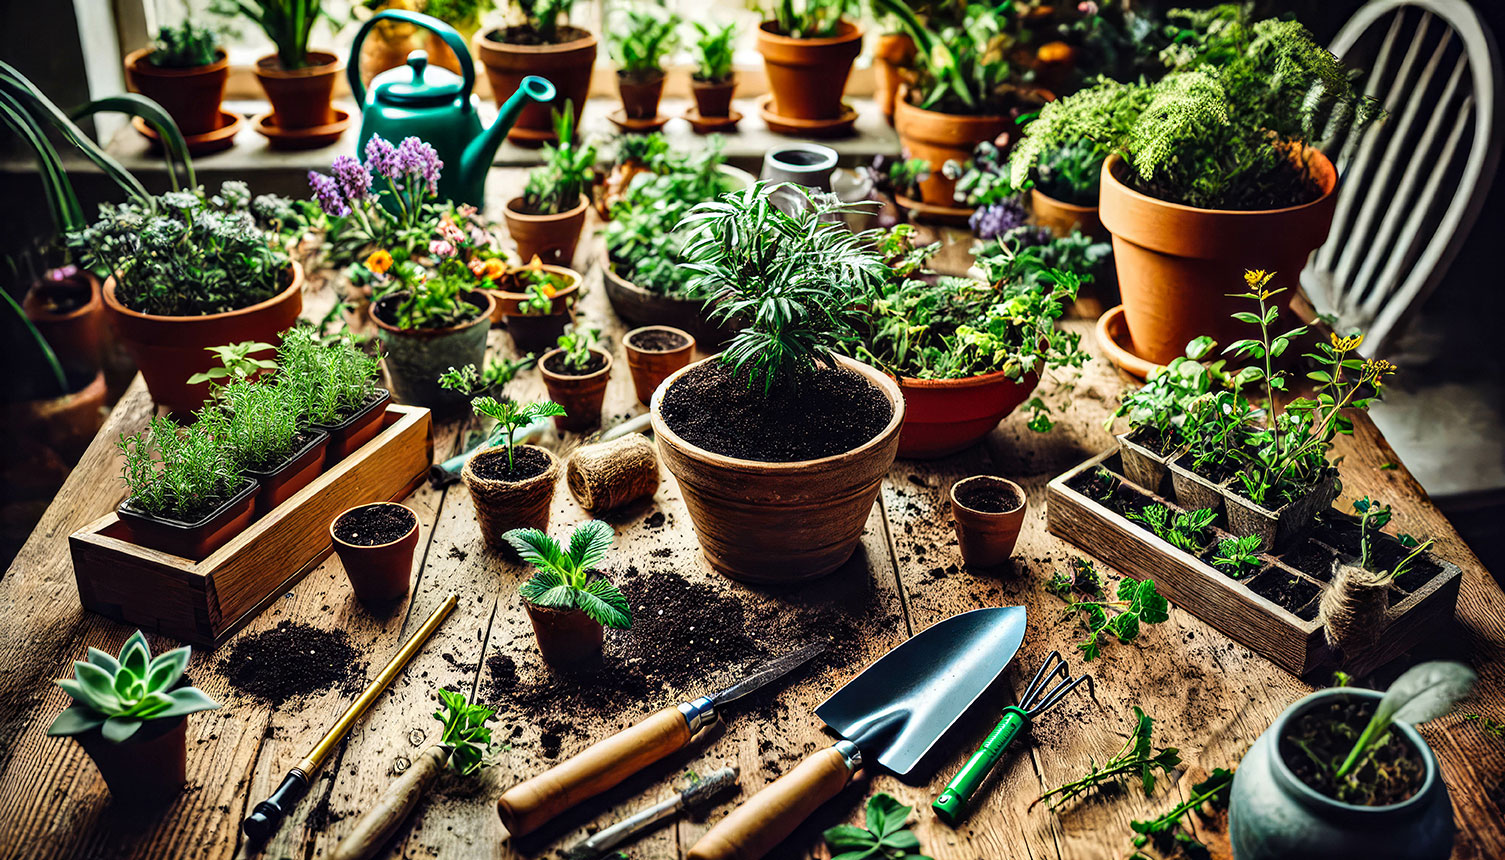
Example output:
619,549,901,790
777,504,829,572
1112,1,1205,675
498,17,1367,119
761,0,854,39
186,340,278,390
149,8,222,68
508,0,577,43
505,520,633,629
1179,389,1257,478
521,104,596,216
822,792,932,860
434,689,494,775
871,0,1016,114
608,3,681,79
203,381,304,472
1105,337,1222,454
368,239,486,330
1211,535,1262,578
1352,497,1434,579
1334,662,1475,784
46,630,220,742
689,21,736,83
308,135,445,254
424,0,496,33
470,398,567,469
1047,558,1104,599
555,326,600,372
1126,505,1215,553
1034,707,1181,808
1128,767,1234,860
1032,138,1111,207
438,354,536,398
1056,577,1171,661
213,0,328,69
276,327,382,425
119,416,243,521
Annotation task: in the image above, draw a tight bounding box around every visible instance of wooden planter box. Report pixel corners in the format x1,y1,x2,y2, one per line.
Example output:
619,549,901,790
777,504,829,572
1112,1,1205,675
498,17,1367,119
70,405,433,646
1047,450,1461,677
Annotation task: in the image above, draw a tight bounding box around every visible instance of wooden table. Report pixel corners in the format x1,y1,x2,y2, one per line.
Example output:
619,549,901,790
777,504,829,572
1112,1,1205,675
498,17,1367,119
3,183,1504,860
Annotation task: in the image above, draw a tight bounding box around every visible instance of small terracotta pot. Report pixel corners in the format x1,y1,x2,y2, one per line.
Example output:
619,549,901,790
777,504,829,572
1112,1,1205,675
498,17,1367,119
1097,150,1339,366
505,310,572,356
1031,188,1106,242
692,75,737,118
462,444,560,549
370,290,495,411
23,268,102,381
476,27,597,145
617,70,665,120
74,716,187,802
756,19,863,120
894,95,1009,207
624,326,694,405
896,370,1039,459
602,250,737,349
524,601,603,671
950,475,1027,569
125,48,229,136
503,194,589,267
485,264,582,322
311,388,393,466
2,369,107,463
103,263,304,417
873,33,916,120
117,478,259,560
254,50,342,129
540,347,612,432
331,502,419,603
243,430,330,518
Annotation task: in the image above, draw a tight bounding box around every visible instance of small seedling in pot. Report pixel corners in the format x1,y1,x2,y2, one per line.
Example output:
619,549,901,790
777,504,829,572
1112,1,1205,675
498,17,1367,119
1126,504,1215,553
520,103,596,216
47,630,219,742
438,354,537,399
822,791,933,860
607,4,681,83
688,20,736,85
555,326,601,373
1128,767,1233,860
1352,497,1434,578
1056,577,1170,661
1211,535,1262,578
1033,707,1181,809
505,520,632,630
470,398,567,470
1319,497,1438,653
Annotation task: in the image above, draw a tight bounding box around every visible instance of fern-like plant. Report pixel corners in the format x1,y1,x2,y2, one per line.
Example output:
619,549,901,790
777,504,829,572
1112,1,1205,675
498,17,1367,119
505,521,633,629
471,398,567,469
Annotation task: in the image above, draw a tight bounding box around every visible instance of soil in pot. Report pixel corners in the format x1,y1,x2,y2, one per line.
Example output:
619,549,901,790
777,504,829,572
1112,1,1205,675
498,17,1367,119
218,620,366,706
627,328,689,351
465,445,559,546
471,446,552,481
334,503,415,545
1247,569,1321,620
1278,697,1425,805
1311,516,1363,556
332,502,421,605
542,349,607,376
505,311,571,355
953,479,1023,513
1284,541,1339,583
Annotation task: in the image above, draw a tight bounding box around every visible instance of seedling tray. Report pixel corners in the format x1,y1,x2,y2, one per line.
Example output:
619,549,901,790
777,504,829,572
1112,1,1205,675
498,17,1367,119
1046,449,1461,677
70,405,433,646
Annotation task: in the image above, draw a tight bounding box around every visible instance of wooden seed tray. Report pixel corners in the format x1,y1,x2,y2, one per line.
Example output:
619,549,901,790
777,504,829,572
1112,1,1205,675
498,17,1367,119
70,405,434,646
1046,449,1461,677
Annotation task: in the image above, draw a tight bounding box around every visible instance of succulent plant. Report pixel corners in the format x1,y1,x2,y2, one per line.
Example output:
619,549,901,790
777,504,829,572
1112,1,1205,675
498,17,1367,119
46,631,220,743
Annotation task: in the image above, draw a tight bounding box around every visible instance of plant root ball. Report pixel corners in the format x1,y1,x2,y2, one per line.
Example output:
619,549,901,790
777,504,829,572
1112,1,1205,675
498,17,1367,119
566,433,659,512
1318,562,1391,655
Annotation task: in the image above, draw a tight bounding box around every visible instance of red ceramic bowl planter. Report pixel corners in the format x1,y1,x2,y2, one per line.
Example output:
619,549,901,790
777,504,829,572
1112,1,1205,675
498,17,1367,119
896,371,1040,459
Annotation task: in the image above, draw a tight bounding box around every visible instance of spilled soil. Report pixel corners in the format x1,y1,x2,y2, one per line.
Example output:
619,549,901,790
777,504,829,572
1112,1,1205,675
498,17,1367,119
219,621,366,706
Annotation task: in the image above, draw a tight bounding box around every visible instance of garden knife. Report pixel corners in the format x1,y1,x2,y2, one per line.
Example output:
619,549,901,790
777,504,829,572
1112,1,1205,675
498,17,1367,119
562,766,740,860
496,641,826,838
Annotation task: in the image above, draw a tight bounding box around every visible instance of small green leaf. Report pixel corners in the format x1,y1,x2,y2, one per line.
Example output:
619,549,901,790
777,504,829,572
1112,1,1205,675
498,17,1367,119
47,705,107,737
823,824,878,851
101,715,143,743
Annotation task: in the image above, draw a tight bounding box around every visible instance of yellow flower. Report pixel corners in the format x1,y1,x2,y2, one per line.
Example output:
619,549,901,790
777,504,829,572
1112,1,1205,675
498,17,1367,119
1330,332,1364,352
365,249,394,274
482,258,507,280
1362,358,1397,380
1244,269,1273,289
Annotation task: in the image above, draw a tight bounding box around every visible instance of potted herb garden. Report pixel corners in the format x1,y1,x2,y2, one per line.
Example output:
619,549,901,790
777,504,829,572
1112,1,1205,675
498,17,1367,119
200,380,328,518
540,326,611,431
275,327,389,464
1029,138,1111,241
754,0,863,125
502,105,594,266
461,398,567,547
606,3,680,125
1104,336,1223,496
688,21,738,124
476,0,596,145
504,520,632,671
230,0,345,135
117,415,256,559
124,15,228,137
490,260,579,354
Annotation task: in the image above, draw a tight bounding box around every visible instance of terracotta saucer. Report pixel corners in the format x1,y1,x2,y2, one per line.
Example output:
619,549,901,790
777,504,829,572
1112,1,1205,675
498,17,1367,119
758,96,858,138
133,110,242,156
683,107,743,134
895,194,974,227
607,108,670,133
251,108,352,150
1095,304,1160,379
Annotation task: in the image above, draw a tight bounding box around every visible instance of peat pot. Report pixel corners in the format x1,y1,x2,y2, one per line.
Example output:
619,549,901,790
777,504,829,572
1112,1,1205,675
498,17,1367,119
74,715,188,802
476,27,597,145
1116,428,1173,496
949,475,1028,569
896,370,1039,459
254,50,342,128
462,444,560,549
1229,688,1454,860
1226,471,1341,554
540,347,612,432
503,193,589,267
755,19,862,120
650,354,904,583
370,290,494,411
331,502,419,603
124,48,229,136
117,478,259,560
524,601,603,671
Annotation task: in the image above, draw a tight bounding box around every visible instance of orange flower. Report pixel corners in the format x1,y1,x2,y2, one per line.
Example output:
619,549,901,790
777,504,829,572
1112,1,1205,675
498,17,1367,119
540,281,558,298
469,259,488,278
482,258,507,280
365,249,393,274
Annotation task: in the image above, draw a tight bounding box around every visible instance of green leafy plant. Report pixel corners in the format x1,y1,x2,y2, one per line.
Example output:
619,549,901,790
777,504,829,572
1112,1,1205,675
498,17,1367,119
276,327,383,425
870,0,1018,114
1034,707,1181,808
689,21,736,83
424,0,496,32
212,0,330,68
1336,662,1476,781
1463,713,1505,740
1056,577,1171,661
822,792,932,860
1351,497,1434,579
608,3,681,78
1105,336,1222,455
438,354,536,397
1047,557,1104,599
46,630,220,742
118,415,242,521
505,521,633,629
1126,504,1215,553
1032,138,1111,207
518,281,555,315
1129,767,1234,860
555,325,600,372
761,0,854,39
1211,535,1262,578
187,340,278,389
508,0,577,43
470,398,567,469
1179,388,1257,478
433,690,494,775
521,103,596,216
201,380,304,472
150,12,223,68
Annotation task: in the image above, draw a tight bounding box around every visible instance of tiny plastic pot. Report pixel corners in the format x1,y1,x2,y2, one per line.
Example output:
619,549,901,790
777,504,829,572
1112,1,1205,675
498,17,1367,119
1226,471,1340,554
524,600,604,672
1167,452,1229,517
117,478,259,560
505,310,572,356
242,429,330,518
949,475,1028,569
311,388,392,466
331,502,419,604
540,347,613,432
624,326,694,405
1117,428,1172,495
73,715,187,803
462,444,560,550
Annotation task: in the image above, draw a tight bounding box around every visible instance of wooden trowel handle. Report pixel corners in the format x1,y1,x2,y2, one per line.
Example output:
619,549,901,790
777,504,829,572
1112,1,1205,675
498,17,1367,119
687,744,858,860
497,705,692,837
330,744,450,860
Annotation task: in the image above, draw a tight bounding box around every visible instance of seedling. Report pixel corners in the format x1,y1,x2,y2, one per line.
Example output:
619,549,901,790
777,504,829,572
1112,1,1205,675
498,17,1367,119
1056,577,1170,661
1211,535,1262,578
555,326,600,372
434,690,494,775
1128,767,1233,860
688,20,736,83
504,521,632,629
1353,497,1434,579
438,354,536,398
46,630,220,742
470,398,567,470
822,792,932,860
1047,558,1103,599
522,103,596,216
607,4,680,79
186,340,276,389
1033,707,1181,809
1334,661,1475,781
1126,504,1215,553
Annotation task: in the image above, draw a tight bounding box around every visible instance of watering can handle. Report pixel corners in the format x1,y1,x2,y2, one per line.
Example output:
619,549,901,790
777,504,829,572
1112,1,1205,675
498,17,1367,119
932,706,1030,825
347,10,475,106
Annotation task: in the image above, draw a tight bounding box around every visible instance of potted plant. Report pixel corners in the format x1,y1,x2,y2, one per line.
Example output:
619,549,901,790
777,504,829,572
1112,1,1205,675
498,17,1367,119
201,379,329,517
276,327,390,464
503,520,631,671
331,502,420,603
949,475,1026,569
624,325,693,405
227,0,345,133
688,21,737,121
460,398,566,547
1317,497,1437,656
754,0,862,122
1030,138,1111,241
1103,336,1223,496
1166,386,1256,518
1229,661,1474,860
124,11,229,137
503,278,573,355
420,0,495,72
502,105,595,266
117,415,256,559
2,286,107,466
606,3,680,123
22,264,102,384
1009,6,1380,366
650,185,904,582
46,631,220,800
475,0,596,145
540,326,611,431
479,255,579,324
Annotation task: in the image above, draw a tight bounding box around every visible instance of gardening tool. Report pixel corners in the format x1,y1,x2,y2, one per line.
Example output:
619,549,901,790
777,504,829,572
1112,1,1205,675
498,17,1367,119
497,640,826,838
932,650,1092,825
241,592,458,843
430,412,654,488
686,606,1028,860
562,766,741,860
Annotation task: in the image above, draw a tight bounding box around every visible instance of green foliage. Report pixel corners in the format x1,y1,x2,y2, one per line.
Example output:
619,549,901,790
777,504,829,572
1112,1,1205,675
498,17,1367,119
522,102,596,216
186,340,278,390
118,415,242,521
1335,661,1475,781
374,255,483,329
762,0,854,38
1047,557,1104,599
438,354,536,397
1211,535,1262,578
822,793,932,860
555,325,600,372
1106,336,1222,447
512,0,577,42
276,327,383,426
1181,389,1256,475
1129,767,1234,860
150,12,223,68
1033,138,1110,207
608,3,681,77
506,521,633,629
1056,577,1171,661
425,0,496,29
871,0,1015,114
1127,504,1215,553
470,398,567,469
1352,497,1434,580
46,630,219,743
689,21,736,82
213,0,329,68
947,141,1022,209
202,380,304,472
1034,707,1181,808
433,690,494,775
1463,713,1505,740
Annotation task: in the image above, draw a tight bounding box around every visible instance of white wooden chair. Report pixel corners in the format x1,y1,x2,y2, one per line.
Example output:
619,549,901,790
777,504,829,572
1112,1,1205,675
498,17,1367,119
1302,0,1502,358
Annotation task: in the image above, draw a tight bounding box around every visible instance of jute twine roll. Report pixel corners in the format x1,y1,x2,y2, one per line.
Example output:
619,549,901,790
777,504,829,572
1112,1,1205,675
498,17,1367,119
566,433,659,512
1318,562,1391,654
462,444,559,548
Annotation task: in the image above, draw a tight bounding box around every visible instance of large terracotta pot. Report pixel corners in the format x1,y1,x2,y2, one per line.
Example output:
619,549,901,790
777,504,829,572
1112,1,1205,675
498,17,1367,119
2,369,107,463
893,95,1008,207
74,716,187,802
650,355,904,583
1031,188,1107,242
124,48,229,136
1098,150,1339,367
370,290,495,411
24,268,102,381
897,371,1039,459
873,33,916,120
755,20,862,120
475,27,597,145
503,194,589,268
254,50,342,129
103,264,304,416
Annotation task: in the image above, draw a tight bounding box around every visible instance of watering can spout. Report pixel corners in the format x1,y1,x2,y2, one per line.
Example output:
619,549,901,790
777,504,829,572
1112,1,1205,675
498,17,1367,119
462,76,556,187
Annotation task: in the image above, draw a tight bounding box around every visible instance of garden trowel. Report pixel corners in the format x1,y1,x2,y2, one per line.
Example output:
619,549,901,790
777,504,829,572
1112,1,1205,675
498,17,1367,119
686,606,1027,860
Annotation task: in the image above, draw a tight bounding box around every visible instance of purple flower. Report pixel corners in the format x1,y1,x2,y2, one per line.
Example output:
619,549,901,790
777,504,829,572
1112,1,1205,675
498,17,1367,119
396,137,443,194
364,135,399,179
330,155,372,204
308,171,349,217
969,199,1029,240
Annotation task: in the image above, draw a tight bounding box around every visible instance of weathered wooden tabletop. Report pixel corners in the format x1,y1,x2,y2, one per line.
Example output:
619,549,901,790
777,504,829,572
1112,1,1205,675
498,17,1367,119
2,173,1503,860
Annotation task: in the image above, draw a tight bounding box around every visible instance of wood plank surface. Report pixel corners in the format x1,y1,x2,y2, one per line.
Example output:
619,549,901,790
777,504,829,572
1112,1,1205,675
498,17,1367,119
1,170,1503,860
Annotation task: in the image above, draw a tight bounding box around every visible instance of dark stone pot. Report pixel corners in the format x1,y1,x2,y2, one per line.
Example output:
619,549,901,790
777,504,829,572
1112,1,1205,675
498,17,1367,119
370,291,494,411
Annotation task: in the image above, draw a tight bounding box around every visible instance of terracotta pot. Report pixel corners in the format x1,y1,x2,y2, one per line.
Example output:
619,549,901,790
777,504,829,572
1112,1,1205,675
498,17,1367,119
485,264,582,321
691,75,737,118
601,251,735,349
311,388,392,466
475,27,597,145
503,194,589,267
756,19,862,120
618,70,665,120
242,430,330,518
2,369,106,463
74,716,187,802
650,354,905,583
124,48,229,136
624,326,694,405
949,475,1027,568
23,268,102,381
254,50,342,129
540,347,612,432
462,444,560,549
896,370,1039,459
894,96,1009,207
1031,188,1106,242
370,290,495,411
873,33,916,120
1098,150,1339,367
505,311,571,356
331,502,419,603
117,478,258,560
524,601,603,671
103,264,304,417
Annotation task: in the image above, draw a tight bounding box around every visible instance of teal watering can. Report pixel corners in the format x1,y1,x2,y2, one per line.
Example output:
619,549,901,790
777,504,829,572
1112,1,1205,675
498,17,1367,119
347,10,555,206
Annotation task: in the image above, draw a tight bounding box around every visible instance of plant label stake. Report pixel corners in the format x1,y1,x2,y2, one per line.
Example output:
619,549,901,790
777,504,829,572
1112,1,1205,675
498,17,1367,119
563,766,740,860
933,650,1091,825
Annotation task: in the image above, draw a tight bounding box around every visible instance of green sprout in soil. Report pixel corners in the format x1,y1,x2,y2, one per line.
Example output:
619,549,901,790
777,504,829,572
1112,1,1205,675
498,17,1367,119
556,325,600,372
1033,707,1181,809
434,690,494,775
1047,558,1104,599
1127,505,1215,553
1128,767,1234,860
438,354,537,398
1353,496,1434,578
822,792,933,860
1055,577,1170,661
470,398,566,470
1334,661,1475,782
1210,535,1262,578
47,630,220,742
506,521,632,629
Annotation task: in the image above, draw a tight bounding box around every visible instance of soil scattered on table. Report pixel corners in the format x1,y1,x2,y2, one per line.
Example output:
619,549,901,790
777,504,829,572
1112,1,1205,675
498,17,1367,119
469,445,552,482
333,503,416,546
219,621,364,705
954,478,1024,513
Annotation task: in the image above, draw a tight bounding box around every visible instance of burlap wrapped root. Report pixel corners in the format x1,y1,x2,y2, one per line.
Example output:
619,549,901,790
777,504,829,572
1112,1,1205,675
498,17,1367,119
1318,562,1391,655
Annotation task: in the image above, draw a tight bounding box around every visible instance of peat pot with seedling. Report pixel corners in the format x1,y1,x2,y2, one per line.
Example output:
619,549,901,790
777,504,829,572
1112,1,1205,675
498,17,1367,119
331,502,420,604
1106,336,1223,496
504,520,632,671
461,398,566,546
503,105,594,266
476,0,597,145
540,327,612,432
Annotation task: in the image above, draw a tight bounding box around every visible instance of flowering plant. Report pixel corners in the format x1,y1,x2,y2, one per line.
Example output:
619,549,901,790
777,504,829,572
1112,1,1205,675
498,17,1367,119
365,211,495,330
308,135,444,253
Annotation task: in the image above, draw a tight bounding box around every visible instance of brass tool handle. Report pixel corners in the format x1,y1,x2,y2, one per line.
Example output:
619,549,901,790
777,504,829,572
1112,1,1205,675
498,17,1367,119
329,745,450,860
497,706,693,838
686,743,858,860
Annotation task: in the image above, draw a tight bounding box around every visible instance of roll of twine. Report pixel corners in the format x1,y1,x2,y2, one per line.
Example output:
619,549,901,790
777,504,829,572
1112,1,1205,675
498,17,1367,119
1318,562,1391,654
566,433,659,512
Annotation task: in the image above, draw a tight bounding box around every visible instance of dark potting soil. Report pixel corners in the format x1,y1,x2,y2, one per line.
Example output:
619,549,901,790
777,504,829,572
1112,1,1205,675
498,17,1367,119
1311,515,1363,556
334,504,416,546
1248,570,1321,620
1279,697,1425,805
628,328,689,352
240,430,316,474
543,350,607,376
1128,427,1179,458
218,621,364,706
1283,541,1338,582
470,446,551,482
493,24,592,47
1371,540,1444,593
955,479,1023,514
659,362,892,462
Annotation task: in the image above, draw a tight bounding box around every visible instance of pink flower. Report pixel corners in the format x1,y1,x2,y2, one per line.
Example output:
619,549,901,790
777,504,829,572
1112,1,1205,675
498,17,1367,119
1078,1,1098,15
429,239,457,258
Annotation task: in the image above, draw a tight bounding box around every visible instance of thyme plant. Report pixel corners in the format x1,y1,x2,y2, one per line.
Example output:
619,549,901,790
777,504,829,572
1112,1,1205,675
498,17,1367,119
276,327,382,426
203,380,304,472
505,520,633,629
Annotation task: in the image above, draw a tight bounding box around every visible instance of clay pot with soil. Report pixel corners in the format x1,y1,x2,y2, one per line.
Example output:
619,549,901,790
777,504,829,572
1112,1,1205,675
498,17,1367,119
23,266,102,381
462,444,560,549
524,602,605,671
503,193,589,267
331,502,419,603
124,47,229,136
755,19,863,121
117,478,259,560
540,347,612,432
692,75,737,119
476,27,597,145
624,326,693,405
949,475,1027,569
489,264,581,353
617,71,665,120
370,290,494,411
254,50,343,130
